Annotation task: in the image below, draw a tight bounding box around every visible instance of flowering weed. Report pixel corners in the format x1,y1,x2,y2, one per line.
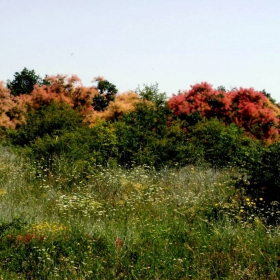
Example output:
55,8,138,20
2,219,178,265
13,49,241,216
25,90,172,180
1,145,280,278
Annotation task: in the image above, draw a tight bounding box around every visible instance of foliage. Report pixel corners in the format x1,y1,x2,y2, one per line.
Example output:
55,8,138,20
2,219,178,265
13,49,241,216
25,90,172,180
4,94,119,169
10,123,118,172
228,88,280,141
186,118,261,168
3,72,280,209
92,77,118,111
50,122,118,167
8,102,83,147
113,84,176,167
28,74,97,113
168,82,280,142
0,74,99,129
85,91,140,125
4,82,270,172
262,89,278,107
0,81,26,129
7,67,49,96
1,147,280,279
168,82,231,120
237,141,280,204
136,82,167,107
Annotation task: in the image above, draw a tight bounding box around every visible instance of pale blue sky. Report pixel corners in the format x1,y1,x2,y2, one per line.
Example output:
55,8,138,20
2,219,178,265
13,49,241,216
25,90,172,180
1,0,280,100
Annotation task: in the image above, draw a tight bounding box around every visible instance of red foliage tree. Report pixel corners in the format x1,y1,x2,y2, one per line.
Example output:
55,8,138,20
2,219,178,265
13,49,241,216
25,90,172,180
168,82,280,142
227,88,280,140
168,82,231,120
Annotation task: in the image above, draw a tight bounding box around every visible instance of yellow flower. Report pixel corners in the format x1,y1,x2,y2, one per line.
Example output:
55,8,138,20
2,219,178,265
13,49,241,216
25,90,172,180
259,197,263,201
134,183,146,191
31,222,67,234
0,189,7,196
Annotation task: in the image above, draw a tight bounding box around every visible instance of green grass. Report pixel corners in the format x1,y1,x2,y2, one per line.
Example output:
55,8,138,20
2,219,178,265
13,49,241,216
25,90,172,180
0,145,280,279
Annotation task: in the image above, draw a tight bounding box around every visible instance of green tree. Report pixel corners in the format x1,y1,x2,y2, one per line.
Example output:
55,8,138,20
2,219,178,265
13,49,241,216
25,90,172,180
136,83,166,107
113,84,174,166
92,80,117,111
7,67,48,96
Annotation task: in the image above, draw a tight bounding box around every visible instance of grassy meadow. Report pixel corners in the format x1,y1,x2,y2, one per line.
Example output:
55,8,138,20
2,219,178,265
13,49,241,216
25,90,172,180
0,144,280,279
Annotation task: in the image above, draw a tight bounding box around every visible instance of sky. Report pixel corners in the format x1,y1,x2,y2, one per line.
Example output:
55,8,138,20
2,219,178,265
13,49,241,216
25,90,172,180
1,0,280,100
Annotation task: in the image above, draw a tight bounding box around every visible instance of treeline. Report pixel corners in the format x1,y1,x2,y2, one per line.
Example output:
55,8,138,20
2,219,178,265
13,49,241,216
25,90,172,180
1,68,280,201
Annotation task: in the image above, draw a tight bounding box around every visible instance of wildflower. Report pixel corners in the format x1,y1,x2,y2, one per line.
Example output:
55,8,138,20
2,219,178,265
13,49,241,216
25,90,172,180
0,189,7,196
115,237,124,249
16,233,44,244
259,197,263,201
134,183,146,191
31,222,67,234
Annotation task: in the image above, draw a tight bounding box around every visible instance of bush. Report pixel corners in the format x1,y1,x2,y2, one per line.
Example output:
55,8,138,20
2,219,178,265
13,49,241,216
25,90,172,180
8,102,85,169
239,141,280,203
8,102,83,146
20,122,118,171
57,122,118,166
186,118,261,168
112,86,175,167
168,82,280,142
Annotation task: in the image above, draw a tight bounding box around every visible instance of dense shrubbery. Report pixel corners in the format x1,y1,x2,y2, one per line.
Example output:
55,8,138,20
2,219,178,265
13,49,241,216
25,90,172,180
8,103,119,170
2,70,280,203
166,82,280,204
3,71,280,277
9,102,83,146
184,118,261,168
237,141,280,203
168,82,280,142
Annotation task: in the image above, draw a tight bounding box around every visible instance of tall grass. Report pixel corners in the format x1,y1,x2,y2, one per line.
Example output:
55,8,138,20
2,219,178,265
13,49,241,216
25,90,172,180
0,145,280,279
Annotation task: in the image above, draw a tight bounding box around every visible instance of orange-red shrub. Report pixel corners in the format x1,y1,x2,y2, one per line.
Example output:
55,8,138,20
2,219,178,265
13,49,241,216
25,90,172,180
0,75,100,129
227,88,280,141
168,82,280,141
0,82,27,129
28,75,97,112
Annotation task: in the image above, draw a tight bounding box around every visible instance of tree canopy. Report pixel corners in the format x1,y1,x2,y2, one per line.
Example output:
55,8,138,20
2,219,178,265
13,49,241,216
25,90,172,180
7,67,48,96
92,79,118,111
